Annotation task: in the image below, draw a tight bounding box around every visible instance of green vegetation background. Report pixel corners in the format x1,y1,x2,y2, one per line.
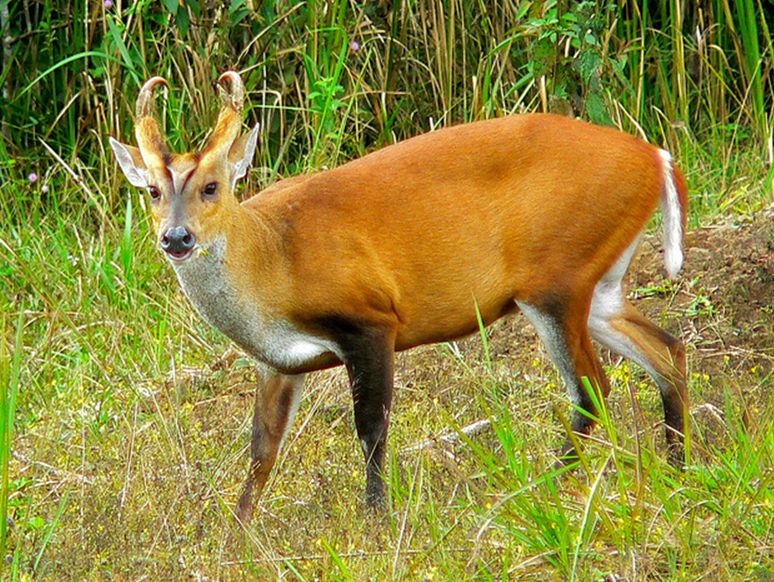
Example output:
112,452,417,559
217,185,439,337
0,1,772,579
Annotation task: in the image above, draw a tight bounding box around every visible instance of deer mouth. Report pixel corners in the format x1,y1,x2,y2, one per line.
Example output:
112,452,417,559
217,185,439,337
165,247,194,262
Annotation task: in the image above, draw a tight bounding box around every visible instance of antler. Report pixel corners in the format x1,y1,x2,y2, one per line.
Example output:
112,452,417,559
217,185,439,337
216,71,245,113
203,71,246,159
135,76,170,166
136,76,169,117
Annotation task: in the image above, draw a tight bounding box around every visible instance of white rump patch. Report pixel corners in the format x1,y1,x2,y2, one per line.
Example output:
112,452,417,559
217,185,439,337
588,234,642,331
588,234,661,380
659,149,683,278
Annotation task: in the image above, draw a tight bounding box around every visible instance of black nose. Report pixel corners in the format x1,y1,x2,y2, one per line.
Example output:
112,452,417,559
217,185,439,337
161,226,196,258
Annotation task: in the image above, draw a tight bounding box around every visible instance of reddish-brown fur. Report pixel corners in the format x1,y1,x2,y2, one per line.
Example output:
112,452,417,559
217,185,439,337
245,117,664,350
111,73,689,523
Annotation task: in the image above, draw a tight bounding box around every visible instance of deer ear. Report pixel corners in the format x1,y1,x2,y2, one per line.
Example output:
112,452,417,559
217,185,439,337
109,137,150,188
227,123,259,189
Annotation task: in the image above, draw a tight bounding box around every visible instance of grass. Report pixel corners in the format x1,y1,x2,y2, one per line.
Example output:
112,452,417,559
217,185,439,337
1,0,773,579
1,177,771,578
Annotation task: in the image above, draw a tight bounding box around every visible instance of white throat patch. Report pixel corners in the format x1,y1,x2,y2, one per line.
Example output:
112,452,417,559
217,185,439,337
170,237,339,371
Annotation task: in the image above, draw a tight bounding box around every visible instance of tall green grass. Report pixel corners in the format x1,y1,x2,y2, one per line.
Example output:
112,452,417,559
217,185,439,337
0,313,24,574
2,2,772,192
460,365,773,579
1,0,773,578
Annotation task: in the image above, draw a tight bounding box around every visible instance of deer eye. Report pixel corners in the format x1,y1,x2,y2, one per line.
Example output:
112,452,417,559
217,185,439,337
202,182,218,200
148,186,161,201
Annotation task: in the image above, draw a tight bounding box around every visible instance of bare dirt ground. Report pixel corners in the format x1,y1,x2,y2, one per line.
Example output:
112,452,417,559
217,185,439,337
640,208,772,370
632,206,773,425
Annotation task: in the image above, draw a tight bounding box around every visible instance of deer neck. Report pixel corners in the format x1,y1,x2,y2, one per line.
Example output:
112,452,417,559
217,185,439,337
168,204,335,371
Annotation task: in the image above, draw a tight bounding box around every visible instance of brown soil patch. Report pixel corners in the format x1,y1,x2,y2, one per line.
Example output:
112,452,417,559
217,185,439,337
637,207,773,369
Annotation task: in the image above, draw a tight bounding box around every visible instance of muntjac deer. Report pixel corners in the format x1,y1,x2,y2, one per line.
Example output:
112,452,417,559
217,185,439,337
110,71,689,522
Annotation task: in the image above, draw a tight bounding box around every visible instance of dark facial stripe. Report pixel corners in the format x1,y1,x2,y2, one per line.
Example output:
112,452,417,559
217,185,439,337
166,161,199,226
178,163,199,196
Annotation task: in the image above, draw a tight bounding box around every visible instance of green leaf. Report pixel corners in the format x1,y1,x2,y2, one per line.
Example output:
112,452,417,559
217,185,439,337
578,50,600,83
162,0,178,16
177,7,190,37
231,8,250,27
229,0,246,14
188,0,201,18
585,90,610,125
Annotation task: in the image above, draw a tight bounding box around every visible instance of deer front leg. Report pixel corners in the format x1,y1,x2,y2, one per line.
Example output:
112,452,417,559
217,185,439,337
236,369,304,523
333,325,395,509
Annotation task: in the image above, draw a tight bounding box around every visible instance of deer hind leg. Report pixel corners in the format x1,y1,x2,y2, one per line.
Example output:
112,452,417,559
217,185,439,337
236,369,304,523
516,296,611,462
588,238,688,466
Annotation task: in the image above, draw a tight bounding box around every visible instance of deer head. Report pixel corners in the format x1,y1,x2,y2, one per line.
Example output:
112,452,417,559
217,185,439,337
110,72,259,261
